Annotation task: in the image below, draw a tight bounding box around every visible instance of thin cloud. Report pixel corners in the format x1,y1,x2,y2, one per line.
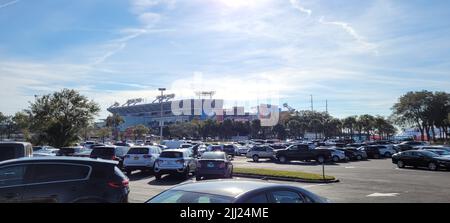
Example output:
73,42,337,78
319,17,378,53
0,0,19,9
289,0,312,16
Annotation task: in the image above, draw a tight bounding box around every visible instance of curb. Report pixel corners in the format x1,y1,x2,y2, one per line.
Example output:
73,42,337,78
233,173,340,184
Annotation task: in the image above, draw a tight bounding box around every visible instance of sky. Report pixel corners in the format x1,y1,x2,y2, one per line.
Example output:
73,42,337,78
1,0,450,119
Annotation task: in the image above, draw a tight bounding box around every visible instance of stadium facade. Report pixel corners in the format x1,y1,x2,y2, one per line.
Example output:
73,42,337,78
107,98,260,131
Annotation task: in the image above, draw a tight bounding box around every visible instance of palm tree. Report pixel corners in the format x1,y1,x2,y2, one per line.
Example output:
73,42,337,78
106,113,124,140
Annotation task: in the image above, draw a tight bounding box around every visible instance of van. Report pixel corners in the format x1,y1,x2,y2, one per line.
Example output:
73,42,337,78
0,142,33,162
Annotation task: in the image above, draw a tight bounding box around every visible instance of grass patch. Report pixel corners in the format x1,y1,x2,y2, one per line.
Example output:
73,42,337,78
234,168,335,181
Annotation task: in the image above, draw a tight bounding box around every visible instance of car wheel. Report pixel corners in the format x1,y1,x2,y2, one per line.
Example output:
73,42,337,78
356,155,362,160
317,156,325,164
252,155,260,162
229,170,233,178
126,170,132,176
428,162,438,171
196,175,201,181
332,156,340,162
397,160,405,168
278,156,287,163
184,168,190,179
384,152,392,158
154,173,161,180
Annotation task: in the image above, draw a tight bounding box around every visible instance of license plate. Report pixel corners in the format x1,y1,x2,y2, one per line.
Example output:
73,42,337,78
134,157,139,160
207,162,214,168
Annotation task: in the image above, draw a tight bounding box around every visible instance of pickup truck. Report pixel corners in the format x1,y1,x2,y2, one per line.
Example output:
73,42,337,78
275,144,332,163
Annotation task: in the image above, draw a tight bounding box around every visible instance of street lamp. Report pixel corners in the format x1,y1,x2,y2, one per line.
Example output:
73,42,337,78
158,88,166,142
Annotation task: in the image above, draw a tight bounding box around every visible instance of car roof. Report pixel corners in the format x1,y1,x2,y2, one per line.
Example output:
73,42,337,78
0,156,118,166
169,180,297,198
0,142,31,146
162,149,189,152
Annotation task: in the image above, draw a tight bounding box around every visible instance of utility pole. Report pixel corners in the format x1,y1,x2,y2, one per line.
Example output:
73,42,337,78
326,100,328,113
158,88,166,142
310,95,314,111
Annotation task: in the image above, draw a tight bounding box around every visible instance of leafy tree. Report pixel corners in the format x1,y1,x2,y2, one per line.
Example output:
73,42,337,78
134,124,150,140
28,89,100,147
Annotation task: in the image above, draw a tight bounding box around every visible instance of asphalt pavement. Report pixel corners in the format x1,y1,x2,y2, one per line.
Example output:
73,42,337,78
129,156,450,203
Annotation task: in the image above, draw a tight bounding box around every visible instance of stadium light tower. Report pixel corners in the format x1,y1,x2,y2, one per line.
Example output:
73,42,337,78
158,88,166,142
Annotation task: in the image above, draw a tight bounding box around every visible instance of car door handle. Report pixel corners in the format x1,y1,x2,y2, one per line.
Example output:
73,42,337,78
3,193,19,199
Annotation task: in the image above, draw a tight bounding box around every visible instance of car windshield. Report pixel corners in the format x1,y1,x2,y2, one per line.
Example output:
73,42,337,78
201,152,226,160
147,190,233,203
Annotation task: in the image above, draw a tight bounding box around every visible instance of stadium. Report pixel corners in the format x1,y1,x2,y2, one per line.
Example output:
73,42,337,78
107,92,260,131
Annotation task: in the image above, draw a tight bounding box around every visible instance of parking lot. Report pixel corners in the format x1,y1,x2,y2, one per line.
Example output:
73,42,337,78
129,157,450,203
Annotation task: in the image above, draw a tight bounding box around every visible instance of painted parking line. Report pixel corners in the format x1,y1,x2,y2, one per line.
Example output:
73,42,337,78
367,193,399,197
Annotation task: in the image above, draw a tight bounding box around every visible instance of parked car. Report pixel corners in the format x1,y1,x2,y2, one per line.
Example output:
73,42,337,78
0,142,33,162
420,149,450,158
146,180,329,203
73,149,92,158
392,150,450,171
33,147,59,157
394,141,429,152
123,146,162,175
246,145,275,162
275,144,332,163
316,146,347,162
0,157,129,203
269,144,288,150
161,140,185,149
196,152,233,181
207,144,224,152
90,146,130,169
359,145,396,158
222,144,238,157
57,146,85,157
336,148,359,161
419,146,450,153
154,149,197,180
343,147,367,160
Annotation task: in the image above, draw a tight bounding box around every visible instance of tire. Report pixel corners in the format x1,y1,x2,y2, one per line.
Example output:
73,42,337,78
154,173,161,180
196,176,201,181
384,152,392,158
229,170,233,178
317,156,325,164
278,156,287,163
397,160,405,168
252,155,260,162
428,162,438,171
184,168,190,179
356,155,362,161
332,156,340,163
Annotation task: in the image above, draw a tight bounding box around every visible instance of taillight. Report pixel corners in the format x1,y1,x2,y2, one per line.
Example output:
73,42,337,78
219,163,226,169
108,179,129,188
143,155,152,159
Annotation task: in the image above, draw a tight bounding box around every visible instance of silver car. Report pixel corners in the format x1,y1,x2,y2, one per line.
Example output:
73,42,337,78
246,145,275,162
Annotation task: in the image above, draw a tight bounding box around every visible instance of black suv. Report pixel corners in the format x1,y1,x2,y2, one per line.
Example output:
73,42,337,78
275,144,332,163
0,157,129,203
90,146,130,169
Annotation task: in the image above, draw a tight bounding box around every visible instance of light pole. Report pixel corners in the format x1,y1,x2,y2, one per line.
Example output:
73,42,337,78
158,88,166,142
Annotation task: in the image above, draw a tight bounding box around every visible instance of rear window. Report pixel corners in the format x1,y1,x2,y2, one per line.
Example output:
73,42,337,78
0,144,23,161
223,145,234,149
160,151,183,158
26,164,90,183
91,147,115,156
201,152,226,160
128,147,149,155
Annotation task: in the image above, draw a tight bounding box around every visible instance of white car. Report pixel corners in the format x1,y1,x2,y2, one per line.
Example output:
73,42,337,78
329,149,347,162
123,146,162,175
154,149,197,180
